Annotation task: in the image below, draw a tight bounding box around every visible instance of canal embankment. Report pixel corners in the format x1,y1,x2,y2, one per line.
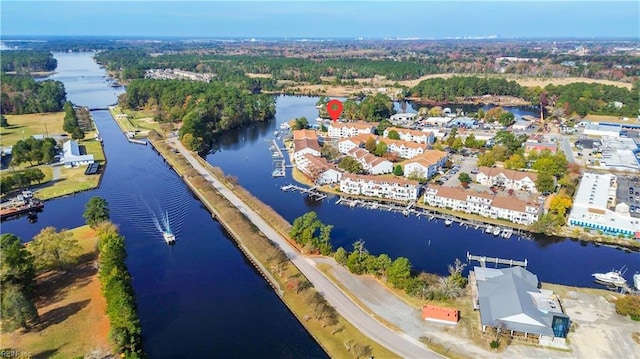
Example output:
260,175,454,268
146,132,399,359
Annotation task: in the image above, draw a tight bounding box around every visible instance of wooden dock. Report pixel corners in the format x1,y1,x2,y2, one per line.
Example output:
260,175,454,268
466,252,528,268
281,184,327,201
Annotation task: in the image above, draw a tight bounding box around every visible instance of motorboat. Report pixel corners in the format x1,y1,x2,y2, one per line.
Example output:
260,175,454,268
592,267,627,287
444,219,453,226
634,272,640,291
485,225,493,234
493,227,502,236
163,230,176,245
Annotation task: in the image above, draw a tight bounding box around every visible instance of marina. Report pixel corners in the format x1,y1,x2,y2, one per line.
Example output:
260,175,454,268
281,184,327,201
466,252,528,268
267,138,288,177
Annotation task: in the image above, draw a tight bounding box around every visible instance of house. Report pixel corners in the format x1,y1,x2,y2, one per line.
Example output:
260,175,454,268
473,266,570,347
423,185,541,225
525,142,558,154
62,140,94,167
340,173,419,201
337,134,376,154
379,138,428,159
328,122,377,138
292,129,318,141
296,154,342,185
347,148,393,175
383,127,435,145
293,138,321,163
476,167,538,193
402,150,449,180
422,305,459,325
567,173,640,237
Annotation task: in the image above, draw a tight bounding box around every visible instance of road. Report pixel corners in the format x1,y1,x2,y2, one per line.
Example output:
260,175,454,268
560,137,576,163
168,138,439,358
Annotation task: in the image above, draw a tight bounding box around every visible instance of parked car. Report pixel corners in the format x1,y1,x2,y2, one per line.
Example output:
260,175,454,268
631,205,636,212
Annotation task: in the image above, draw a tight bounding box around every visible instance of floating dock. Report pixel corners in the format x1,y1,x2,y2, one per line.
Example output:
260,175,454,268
281,184,327,201
466,252,528,268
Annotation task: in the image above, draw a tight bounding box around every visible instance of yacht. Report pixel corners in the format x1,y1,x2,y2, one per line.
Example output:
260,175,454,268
163,230,176,245
592,267,627,287
444,218,453,226
633,272,640,291
485,225,493,234
492,227,502,236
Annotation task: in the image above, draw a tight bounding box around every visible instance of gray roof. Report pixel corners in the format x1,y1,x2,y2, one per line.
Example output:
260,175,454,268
475,266,568,337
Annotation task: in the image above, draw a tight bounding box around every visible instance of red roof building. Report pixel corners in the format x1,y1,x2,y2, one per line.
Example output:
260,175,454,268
422,305,459,325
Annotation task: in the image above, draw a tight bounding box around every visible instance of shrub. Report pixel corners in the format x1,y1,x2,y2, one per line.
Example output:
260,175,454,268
615,295,640,320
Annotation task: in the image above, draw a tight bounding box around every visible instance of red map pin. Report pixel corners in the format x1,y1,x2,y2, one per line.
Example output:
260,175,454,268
326,99,343,122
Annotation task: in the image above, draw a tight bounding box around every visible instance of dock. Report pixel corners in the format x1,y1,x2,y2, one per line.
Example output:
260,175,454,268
466,252,528,268
1,194,45,221
267,138,286,177
281,184,327,201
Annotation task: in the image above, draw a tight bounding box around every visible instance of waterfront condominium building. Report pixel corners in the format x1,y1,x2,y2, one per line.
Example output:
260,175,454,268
382,127,435,145
567,172,640,238
402,150,449,180
339,173,419,201
296,154,342,185
347,148,393,175
328,121,378,139
476,167,539,194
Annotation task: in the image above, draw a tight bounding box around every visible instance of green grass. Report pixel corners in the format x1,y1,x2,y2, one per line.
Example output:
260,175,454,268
109,106,165,137
0,113,65,148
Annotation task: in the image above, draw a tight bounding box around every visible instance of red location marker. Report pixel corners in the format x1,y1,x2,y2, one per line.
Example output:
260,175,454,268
326,99,343,122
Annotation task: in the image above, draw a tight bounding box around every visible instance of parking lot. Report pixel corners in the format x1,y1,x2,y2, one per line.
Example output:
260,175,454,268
436,155,478,187
616,175,640,217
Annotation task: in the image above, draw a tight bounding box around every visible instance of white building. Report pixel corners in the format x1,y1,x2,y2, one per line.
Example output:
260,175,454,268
347,148,393,175
296,154,342,185
389,113,417,125
593,136,640,173
424,185,541,225
380,138,428,159
402,150,449,180
328,122,377,138
424,117,454,128
340,173,419,201
583,123,622,137
337,134,376,154
476,167,539,194
567,173,640,238
383,127,435,145
62,140,94,167
512,120,533,132
293,138,321,163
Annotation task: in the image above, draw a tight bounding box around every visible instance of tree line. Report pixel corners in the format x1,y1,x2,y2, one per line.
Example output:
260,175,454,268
410,76,523,102
1,51,57,73
9,136,57,167
0,73,66,114
121,79,276,153
317,93,395,123
63,101,85,139
0,168,45,194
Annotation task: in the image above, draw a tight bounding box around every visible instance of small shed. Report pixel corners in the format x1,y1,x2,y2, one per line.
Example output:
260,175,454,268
422,305,459,325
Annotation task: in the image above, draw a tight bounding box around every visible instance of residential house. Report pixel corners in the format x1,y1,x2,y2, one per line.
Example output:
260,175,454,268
473,266,570,347
62,140,94,167
340,173,419,201
383,127,434,145
347,148,393,175
328,122,377,138
296,154,342,185
423,185,541,225
402,150,449,179
476,167,538,194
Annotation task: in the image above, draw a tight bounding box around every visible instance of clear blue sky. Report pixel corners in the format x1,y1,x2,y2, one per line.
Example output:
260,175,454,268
2,1,639,39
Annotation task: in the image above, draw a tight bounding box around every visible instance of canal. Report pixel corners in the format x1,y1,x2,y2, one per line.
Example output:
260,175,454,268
2,52,327,358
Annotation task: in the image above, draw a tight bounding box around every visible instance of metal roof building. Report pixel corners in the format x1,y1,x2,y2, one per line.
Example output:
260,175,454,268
474,266,570,346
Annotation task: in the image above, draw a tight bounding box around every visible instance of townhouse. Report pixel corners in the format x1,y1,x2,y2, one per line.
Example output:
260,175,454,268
402,150,449,180
476,167,538,194
337,134,376,154
328,121,378,138
379,138,428,159
296,153,342,185
423,185,541,225
347,148,393,175
340,173,419,201
383,127,435,145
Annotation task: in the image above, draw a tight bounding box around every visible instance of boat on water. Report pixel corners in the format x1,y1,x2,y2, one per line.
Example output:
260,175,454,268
634,272,640,291
485,225,493,234
493,227,502,236
592,266,628,287
163,231,176,245
444,219,453,226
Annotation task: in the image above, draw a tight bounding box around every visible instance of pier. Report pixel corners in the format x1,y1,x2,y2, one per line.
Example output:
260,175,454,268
466,252,528,268
267,138,286,177
281,184,327,201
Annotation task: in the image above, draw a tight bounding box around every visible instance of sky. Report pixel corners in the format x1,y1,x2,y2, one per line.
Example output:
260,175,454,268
1,1,639,39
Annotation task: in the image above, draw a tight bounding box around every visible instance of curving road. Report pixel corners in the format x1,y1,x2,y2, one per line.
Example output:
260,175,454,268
168,138,439,358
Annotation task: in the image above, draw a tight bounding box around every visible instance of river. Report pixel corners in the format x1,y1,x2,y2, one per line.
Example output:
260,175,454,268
2,52,327,358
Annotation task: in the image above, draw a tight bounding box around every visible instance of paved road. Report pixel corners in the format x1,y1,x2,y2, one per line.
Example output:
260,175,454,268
169,138,438,358
560,137,575,163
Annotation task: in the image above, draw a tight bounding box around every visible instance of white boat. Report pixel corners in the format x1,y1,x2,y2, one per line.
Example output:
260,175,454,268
592,267,627,287
163,231,176,245
493,227,502,236
634,272,640,291
485,225,493,234
444,219,453,226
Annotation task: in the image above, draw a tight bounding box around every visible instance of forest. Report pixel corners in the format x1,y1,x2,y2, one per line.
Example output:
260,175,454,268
120,79,276,153
0,73,67,114
0,51,57,73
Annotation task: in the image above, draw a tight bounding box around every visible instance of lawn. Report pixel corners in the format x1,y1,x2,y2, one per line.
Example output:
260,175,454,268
109,106,166,137
0,113,65,148
2,225,111,359
35,166,101,200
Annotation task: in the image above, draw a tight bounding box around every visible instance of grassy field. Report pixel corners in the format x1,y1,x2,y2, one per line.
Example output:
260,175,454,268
109,106,166,137
0,113,65,148
35,166,101,200
149,134,398,358
2,226,111,359
583,114,640,124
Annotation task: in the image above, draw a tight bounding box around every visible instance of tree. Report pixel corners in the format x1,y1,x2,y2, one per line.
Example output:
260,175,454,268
393,164,404,176
71,127,85,140
387,130,400,140
407,168,427,183
458,172,472,185
535,172,556,193
1,115,9,128
334,247,348,266
320,143,340,161
550,193,573,217
292,116,310,130
338,157,363,174
0,234,35,290
477,152,496,167
451,137,464,152
386,257,412,290
504,154,526,169
364,137,377,153
1,283,38,331
464,133,479,148
83,196,110,229
374,141,388,157
28,227,81,272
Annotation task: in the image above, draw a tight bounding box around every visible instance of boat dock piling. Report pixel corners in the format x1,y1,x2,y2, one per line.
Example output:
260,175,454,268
466,252,528,268
267,138,287,177
281,184,327,201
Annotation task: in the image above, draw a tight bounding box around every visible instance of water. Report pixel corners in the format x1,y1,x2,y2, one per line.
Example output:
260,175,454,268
206,96,640,288
2,53,326,358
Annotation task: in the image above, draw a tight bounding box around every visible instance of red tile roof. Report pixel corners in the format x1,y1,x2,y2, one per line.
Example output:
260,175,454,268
422,305,459,324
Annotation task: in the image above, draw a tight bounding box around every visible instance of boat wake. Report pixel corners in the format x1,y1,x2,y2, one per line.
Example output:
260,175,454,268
152,210,176,245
